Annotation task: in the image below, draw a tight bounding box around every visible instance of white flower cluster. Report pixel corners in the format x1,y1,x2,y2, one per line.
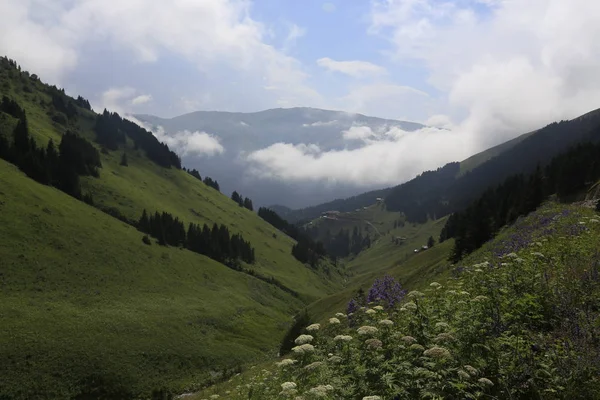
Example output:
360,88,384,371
291,344,315,354
308,384,334,397
306,323,321,332
276,359,297,367
334,335,353,342
294,334,314,345
357,326,378,336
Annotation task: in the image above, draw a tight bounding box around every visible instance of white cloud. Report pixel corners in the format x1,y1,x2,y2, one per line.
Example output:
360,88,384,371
131,94,153,105
302,120,339,127
322,3,336,13
0,1,78,85
149,125,225,157
317,58,387,78
246,126,468,185
283,23,306,52
342,126,375,141
0,0,321,112
370,0,600,150
336,83,433,121
425,114,454,129
97,86,136,113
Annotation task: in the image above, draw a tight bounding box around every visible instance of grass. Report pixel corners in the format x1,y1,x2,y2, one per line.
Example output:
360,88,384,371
0,159,311,398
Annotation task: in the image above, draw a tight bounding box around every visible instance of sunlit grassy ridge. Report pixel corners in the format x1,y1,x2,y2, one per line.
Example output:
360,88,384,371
0,64,344,398
191,201,600,399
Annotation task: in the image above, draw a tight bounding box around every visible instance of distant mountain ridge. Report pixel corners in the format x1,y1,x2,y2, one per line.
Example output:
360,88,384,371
134,108,425,209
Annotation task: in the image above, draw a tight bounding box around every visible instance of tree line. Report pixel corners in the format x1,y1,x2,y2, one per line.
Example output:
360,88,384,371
231,191,253,211
0,96,100,200
182,167,221,192
258,207,326,267
136,209,301,296
442,140,600,261
138,209,255,264
94,109,181,169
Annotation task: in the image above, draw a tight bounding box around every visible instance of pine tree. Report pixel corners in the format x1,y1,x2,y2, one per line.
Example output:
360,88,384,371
13,116,30,155
139,209,150,233
120,152,128,166
427,236,435,248
243,197,253,211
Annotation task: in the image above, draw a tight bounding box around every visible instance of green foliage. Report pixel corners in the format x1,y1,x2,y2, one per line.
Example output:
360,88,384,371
427,236,435,248
280,310,311,356
196,202,600,399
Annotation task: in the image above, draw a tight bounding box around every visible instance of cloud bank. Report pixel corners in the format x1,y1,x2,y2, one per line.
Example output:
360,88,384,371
370,0,600,150
246,0,600,188
246,126,466,186
317,58,387,78
151,126,225,157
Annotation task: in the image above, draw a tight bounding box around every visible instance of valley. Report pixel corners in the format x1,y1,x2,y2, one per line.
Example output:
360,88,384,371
2,24,600,399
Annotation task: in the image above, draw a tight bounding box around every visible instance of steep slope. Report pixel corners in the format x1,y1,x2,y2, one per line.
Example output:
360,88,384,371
384,107,600,221
135,108,425,209
0,58,342,398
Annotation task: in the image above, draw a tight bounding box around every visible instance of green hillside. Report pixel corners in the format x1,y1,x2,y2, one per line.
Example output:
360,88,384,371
190,200,600,399
0,58,343,398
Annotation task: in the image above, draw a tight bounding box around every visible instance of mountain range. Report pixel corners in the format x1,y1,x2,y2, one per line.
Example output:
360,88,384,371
134,108,425,209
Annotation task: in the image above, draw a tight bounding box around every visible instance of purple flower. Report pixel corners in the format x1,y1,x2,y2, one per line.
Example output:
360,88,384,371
366,275,407,309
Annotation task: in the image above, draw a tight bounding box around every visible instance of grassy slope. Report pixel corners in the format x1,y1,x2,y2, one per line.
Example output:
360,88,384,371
0,160,307,398
0,71,338,301
301,201,452,323
0,65,343,397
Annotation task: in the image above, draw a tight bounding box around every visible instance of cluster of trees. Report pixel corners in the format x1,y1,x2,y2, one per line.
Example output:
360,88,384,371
138,209,255,264
314,227,371,259
258,207,326,267
183,168,202,181
94,110,181,169
203,176,220,191
50,91,78,123
75,95,91,111
182,168,221,192
0,97,100,199
231,191,253,211
442,141,600,261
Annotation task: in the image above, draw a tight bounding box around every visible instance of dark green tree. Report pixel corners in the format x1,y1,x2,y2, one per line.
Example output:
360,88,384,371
120,152,128,166
243,197,253,211
427,236,435,248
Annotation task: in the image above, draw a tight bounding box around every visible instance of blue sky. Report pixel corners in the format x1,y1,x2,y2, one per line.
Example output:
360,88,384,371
2,0,600,185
